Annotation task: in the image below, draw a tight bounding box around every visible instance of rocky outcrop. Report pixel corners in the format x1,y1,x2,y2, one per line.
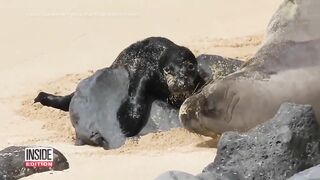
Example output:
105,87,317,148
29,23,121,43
288,164,320,180
158,103,320,180
0,146,69,180
156,170,235,180
202,103,320,179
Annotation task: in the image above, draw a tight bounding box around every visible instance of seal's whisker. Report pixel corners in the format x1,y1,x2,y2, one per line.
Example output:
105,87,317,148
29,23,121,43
192,82,200,95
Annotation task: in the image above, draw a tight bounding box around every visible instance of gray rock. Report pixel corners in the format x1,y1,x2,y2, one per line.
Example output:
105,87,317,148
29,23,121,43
156,171,200,180
70,67,181,149
139,100,181,136
70,67,129,149
0,146,69,180
267,0,320,43
288,164,320,180
203,103,320,180
155,170,238,180
197,54,243,82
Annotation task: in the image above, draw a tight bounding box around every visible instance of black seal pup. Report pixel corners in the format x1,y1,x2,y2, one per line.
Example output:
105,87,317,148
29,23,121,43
34,37,204,149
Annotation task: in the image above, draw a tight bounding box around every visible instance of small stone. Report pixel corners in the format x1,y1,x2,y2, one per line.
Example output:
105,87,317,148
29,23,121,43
0,146,69,180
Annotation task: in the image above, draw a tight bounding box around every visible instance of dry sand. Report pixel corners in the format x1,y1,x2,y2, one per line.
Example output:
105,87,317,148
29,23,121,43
0,0,282,179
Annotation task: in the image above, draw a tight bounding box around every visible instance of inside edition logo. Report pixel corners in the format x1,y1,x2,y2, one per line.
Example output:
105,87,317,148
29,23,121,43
24,147,54,168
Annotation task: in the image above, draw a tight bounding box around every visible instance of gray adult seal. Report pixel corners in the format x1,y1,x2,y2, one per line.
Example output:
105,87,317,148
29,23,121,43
180,0,320,136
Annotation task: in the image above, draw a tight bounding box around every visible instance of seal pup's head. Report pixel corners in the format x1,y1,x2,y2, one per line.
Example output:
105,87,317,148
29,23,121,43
160,46,204,107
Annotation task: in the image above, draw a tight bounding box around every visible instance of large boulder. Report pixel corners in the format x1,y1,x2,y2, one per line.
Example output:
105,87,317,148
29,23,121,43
288,164,320,180
0,146,69,180
203,103,320,179
70,67,182,149
158,103,320,180
156,170,237,180
69,67,129,149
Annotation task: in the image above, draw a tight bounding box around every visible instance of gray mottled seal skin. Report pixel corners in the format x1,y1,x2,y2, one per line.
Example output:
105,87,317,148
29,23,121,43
180,0,320,136
0,146,69,180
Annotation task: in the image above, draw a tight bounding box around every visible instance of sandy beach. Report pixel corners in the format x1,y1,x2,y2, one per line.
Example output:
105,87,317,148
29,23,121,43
0,0,282,179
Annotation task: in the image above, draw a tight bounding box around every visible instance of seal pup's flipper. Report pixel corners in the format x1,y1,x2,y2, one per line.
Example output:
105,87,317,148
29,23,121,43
34,91,74,111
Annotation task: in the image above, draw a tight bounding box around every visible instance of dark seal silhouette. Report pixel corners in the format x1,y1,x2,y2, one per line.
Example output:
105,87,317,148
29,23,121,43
0,146,69,180
34,37,204,149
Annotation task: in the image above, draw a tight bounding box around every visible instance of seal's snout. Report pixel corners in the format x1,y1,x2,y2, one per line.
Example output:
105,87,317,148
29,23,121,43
179,95,202,132
179,93,217,137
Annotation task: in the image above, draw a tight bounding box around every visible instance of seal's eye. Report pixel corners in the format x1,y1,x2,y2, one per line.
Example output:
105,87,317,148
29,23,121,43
163,66,173,73
187,64,195,71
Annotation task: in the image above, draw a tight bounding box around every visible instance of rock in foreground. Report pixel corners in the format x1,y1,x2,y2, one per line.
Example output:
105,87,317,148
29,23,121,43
0,146,69,180
158,103,320,180
156,171,236,180
203,103,320,179
288,164,320,180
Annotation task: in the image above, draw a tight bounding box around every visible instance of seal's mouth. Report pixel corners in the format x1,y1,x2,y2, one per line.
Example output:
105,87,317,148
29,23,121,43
165,73,194,91
179,94,217,137
163,69,199,106
167,79,194,107
169,91,190,106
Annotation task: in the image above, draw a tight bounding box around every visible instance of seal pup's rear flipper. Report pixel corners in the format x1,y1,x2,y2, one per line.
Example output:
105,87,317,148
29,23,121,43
34,91,74,111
